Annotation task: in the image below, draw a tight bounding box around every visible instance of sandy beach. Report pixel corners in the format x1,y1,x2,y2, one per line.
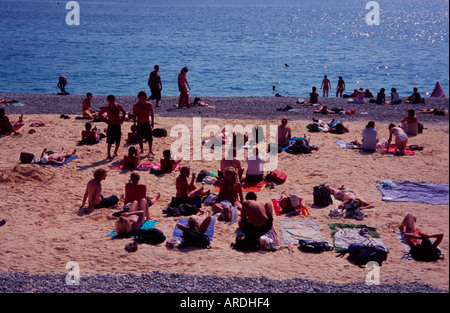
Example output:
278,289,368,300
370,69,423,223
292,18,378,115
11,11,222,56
0,93,449,291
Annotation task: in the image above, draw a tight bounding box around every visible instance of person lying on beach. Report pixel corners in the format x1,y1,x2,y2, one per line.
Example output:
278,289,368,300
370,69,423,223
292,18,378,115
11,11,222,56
277,117,292,148
328,119,349,134
81,93,98,119
219,149,243,180
287,134,319,153
279,192,303,215
213,167,243,213
175,166,209,204
123,146,140,170
124,172,160,207
388,123,408,155
417,108,448,116
40,147,76,165
237,192,274,246
399,213,444,255
313,105,335,114
81,122,101,144
327,185,375,210
176,210,212,234
81,168,119,214
0,109,23,135
115,198,151,238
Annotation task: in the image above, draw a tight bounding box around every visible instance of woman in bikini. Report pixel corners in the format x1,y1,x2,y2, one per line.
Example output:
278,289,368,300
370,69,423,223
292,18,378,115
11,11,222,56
388,123,408,155
115,198,150,238
40,148,76,165
399,214,443,250
328,185,374,210
212,167,243,213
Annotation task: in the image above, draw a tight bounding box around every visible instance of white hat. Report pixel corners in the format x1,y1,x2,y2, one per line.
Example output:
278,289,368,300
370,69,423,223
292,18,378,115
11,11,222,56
40,156,49,164
289,194,300,207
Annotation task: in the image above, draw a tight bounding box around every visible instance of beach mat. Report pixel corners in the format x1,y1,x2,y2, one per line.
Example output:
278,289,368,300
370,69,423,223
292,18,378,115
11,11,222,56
214,179,265,193
376,180,449,205
271,198,309,216
172,218,216,241
33,155,78,167
111,162,180,172
376,144,414,155
280,221,323,245
328,223,387,253
107,220,158,238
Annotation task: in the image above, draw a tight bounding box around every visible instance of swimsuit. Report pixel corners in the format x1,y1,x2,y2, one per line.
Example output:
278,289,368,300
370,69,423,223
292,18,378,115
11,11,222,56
394,130,408,141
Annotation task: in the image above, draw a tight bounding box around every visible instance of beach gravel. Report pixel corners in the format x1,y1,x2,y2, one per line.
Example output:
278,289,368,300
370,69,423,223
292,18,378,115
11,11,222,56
0,271,446,293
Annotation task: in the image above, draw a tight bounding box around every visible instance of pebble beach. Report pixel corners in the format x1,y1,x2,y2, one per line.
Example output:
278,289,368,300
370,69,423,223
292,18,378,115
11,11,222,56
0,92,448,295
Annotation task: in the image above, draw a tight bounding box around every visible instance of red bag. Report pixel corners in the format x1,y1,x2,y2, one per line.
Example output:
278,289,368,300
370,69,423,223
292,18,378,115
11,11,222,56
266,170,287,183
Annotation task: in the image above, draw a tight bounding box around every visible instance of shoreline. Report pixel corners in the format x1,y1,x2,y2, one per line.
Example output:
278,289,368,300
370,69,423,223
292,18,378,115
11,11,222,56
1,92,449,124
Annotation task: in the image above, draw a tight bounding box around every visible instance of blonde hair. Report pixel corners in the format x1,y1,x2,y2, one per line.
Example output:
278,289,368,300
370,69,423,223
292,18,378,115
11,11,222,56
115,217,132,237
224,167,239,183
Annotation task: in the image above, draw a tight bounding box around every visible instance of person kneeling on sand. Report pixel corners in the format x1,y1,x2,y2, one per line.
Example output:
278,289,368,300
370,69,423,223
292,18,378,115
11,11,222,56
388,123,408,155
233,192,273,250
81,168,119,214
328,185,374,210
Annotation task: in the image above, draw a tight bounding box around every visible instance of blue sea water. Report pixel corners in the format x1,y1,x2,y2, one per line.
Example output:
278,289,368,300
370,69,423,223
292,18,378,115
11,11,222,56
0,0,448,97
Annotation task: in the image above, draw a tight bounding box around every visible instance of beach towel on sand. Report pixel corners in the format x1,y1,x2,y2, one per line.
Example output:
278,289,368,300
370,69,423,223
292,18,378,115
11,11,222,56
33,155,78,167
280,221,323,245
107,220,158,238
376,144,414,155
214,180,265,193
271,198,309,216
328,223,387,253
111,162,180,172
377,180,449,205
172,218,216,241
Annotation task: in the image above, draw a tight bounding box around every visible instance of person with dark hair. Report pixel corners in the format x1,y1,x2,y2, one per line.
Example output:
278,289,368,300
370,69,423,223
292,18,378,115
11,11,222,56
57,75,67,93
375,88,386,105
148,65,162,107
406,87,422,104
98,95,126,159
0,108,22,135
277,117,292,148
390,88,401,104
399,214,444,260
123,146,140,170
178,67,191,108
388,123,408,155
81,122,100,144
81,168,118,213
320,75,331,97
133,91,155,155
401,108,418,136
309,86,319,104
336,76,345,97
175,166,209,203
81,92,98,119
361,121,378,151
236,192,274,248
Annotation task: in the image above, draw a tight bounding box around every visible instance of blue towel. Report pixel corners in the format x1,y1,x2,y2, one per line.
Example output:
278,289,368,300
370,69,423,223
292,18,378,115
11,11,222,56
173,218,216,241
377,181,449,205
280,137,303,151
34,155,78,167
107,220,158,238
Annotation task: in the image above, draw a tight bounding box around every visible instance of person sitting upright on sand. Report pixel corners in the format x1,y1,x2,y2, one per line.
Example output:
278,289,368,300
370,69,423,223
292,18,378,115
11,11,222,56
0,108,22,135
80,168,119,214
277,117,292,148
213,167,244,213
123,146,140,170
124,172,160,207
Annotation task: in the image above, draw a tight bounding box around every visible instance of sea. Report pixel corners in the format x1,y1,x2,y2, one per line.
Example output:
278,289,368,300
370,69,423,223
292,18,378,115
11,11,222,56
0,0,448,98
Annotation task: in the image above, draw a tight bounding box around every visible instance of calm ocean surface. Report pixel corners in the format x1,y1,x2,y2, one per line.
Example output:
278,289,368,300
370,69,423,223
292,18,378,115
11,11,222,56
0,0,448,97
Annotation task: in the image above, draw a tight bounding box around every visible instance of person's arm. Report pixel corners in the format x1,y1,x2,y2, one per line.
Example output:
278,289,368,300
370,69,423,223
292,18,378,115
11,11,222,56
132,104,137,125
80,185,89,208
119,104,126,124
237,183,244,203
149,104,154,128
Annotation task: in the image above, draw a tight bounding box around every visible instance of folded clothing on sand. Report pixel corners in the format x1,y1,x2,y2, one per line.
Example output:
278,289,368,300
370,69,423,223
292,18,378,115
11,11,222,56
328,223,387,253
377,180,449,205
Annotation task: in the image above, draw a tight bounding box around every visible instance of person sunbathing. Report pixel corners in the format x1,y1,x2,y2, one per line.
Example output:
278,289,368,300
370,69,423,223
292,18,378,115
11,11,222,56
40,148,76,165
123,146,140,170
286,134,319,154
314,105,335,114
0,109,23,135
213,167,243,213
176,210,212,234
328,185,374,210
399,213,444,251
279,192,303,215
124,172,160,207
81,122,101,144
175,166,209,203
417,108,448,116
115,198,150,238
328,119,349,134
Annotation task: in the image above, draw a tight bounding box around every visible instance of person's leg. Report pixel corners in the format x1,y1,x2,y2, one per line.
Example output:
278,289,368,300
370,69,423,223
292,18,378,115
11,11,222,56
399,214,417,233
113,141,120,157
198,211,212,234
107,143,113,159
138,198,150,220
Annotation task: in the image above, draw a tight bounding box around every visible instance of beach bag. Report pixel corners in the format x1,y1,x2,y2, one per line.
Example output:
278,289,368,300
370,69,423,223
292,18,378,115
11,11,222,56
134,228,166,245
265,170,287,184
20,152,35,164
344,201,364,221
308,123,320,132
299,240,333,253
313,184,333,207
152,128,167,137
231,234,260,252
410,239,443,262
346,243,388,267
180,229,211,249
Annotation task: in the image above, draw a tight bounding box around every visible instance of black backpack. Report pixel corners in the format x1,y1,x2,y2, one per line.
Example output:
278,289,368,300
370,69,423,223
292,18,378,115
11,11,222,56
20,152,35,164
152,128,167,137
134,228,166,245
299,240,333,253
313,184,333,207
410,239,443,262
180,229,211,249
345,243,388,267
231,234,260,252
